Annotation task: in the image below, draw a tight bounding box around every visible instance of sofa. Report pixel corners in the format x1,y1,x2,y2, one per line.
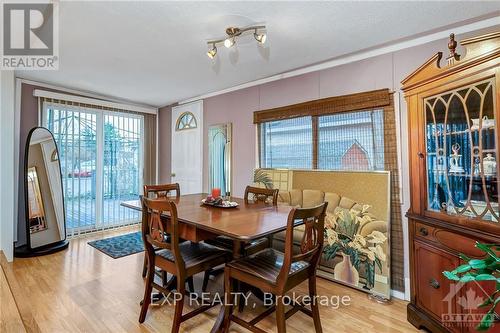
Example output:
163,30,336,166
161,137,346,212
272,189,388,252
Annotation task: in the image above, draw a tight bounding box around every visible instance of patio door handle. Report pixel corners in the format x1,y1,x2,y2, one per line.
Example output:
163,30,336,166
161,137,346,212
171,173,176,177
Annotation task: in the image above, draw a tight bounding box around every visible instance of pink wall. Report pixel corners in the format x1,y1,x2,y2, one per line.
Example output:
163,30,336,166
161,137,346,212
193,26,499,198
157,105,172,184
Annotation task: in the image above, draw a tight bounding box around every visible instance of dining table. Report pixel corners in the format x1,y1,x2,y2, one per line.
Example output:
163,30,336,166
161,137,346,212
121,193,294,333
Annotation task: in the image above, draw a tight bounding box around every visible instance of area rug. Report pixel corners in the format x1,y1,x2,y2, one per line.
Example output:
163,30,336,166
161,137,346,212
88,231,144,259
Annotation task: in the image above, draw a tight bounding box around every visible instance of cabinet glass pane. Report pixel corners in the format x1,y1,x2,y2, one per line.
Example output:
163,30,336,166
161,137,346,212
425,78,498,222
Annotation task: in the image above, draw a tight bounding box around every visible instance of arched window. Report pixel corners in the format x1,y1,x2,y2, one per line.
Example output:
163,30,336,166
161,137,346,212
176,112,197,131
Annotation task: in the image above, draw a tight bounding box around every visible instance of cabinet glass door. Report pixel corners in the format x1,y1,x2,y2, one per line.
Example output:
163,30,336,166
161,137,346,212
425,78,498,222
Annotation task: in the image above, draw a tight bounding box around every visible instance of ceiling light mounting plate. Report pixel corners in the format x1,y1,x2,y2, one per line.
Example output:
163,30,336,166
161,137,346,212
225,27,241,37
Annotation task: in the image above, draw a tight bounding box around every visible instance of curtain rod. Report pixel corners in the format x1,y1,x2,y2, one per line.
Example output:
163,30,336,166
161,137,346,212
33,89,158,115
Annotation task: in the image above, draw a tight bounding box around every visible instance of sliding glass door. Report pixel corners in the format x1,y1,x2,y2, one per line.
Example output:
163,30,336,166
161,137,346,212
43,103,142,236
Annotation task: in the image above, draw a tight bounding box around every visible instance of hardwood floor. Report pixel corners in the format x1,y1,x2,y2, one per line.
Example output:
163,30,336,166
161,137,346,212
1,227,420,333
1,263,26,332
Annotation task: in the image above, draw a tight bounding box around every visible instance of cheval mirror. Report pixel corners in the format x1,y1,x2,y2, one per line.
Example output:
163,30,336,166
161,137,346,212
15,127,68,257
208,123,232,196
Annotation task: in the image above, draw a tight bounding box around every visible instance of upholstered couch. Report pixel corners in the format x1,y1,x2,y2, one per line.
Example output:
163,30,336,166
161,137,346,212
272,188,388,256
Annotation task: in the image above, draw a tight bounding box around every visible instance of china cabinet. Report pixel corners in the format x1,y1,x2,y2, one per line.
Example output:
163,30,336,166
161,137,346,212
402,32,500,332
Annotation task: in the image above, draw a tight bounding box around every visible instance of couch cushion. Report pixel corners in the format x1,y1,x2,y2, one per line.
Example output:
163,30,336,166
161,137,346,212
289,189,303,207
302,189,324,208
339,196,356,209
324,192,341,213
278,191,291,205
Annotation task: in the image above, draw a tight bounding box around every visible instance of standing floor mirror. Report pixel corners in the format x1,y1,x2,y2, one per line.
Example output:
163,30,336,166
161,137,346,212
15,127,68,257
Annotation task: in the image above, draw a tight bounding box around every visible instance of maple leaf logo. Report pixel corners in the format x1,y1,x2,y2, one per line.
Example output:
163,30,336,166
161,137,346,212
457,288,485,310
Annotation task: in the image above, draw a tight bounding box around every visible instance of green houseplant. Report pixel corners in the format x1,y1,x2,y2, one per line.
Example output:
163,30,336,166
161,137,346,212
253,169,273,189
443,242,500,331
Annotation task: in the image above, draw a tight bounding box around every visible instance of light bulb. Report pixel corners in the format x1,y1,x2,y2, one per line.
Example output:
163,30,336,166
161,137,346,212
254,32,267,44
224,37,235,48
207,45,217,59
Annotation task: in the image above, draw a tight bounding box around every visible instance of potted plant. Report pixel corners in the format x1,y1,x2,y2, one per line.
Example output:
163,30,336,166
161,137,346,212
323,206,387,289
443,242,500,331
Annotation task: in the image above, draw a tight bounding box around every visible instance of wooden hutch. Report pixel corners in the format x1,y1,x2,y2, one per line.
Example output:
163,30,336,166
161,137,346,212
402,32,500,332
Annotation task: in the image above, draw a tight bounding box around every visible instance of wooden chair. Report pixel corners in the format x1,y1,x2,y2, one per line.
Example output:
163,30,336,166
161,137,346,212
202,186,279,293
139,197,231,332
142,183,181,278
222,202,328,333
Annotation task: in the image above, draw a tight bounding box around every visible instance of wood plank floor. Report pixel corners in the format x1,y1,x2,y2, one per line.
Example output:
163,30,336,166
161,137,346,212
1,227,421,333
0,264,26,333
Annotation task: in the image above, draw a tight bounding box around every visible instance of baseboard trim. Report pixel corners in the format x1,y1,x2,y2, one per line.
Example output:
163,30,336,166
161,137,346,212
390,289,406,300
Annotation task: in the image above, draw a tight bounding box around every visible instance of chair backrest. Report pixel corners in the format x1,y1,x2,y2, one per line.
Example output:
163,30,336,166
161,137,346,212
244,186,279,206
144,183,180,199
278,202,328,284
141,196,184,269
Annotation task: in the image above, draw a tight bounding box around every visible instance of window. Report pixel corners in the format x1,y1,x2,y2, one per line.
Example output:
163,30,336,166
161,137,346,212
318,110,384,170
259,117,312,168
43,102,143,236
176,111,197,131
258,110,384,171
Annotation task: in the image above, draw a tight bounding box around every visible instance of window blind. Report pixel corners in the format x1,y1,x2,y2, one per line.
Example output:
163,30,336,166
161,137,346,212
318,109,385,170
259,116,312,169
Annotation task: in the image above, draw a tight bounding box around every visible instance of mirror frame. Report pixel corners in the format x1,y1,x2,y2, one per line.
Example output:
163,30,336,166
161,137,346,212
23,126,67,252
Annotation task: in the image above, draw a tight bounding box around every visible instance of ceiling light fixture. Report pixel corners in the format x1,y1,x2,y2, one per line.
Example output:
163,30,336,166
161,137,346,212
253,29,267,44
206,25,266,59
207,44,217,59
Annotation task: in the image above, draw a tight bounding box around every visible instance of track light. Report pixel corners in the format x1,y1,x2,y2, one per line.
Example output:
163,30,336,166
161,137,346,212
254,30,266,44
206,25,267,58
224,37,235,48
207,45,217,59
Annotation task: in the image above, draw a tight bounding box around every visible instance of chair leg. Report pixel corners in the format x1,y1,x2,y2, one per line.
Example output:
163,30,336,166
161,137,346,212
276,297,286,333
142,254,148,278
222,269,234,332
202,270,211,292
187,276,195,293
172,279,185,333
309,275,322,333
238,292,246,313
139,256,154,323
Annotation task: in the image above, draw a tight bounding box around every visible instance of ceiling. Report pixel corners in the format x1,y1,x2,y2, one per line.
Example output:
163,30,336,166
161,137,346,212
17,1,500,107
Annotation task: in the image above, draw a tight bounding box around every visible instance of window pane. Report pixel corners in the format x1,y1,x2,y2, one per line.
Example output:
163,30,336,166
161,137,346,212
318,110,384,170
46,107,98,233
260,117,312,168
103,114,141,227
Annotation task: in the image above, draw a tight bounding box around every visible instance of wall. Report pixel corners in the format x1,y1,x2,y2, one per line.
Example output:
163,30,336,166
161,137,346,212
16,83,45,247
0,70,16,261
160,25,499,297
158,105,172,184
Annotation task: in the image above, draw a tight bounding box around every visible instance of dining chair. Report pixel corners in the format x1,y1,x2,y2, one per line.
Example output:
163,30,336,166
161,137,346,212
142,183,181,278
139,197,231,333
202,186,279,293
222,202,328,333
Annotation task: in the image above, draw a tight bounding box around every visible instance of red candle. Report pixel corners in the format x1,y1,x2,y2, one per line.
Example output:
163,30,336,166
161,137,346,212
211,188,221,198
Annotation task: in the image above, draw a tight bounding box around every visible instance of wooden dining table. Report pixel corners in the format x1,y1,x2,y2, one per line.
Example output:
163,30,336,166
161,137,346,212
121,193,294,332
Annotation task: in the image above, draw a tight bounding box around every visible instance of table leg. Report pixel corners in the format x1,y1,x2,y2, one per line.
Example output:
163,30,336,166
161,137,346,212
210,240,244,333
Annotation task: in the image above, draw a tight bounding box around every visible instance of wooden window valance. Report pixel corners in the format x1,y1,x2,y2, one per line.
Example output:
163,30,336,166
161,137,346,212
253,88,392,124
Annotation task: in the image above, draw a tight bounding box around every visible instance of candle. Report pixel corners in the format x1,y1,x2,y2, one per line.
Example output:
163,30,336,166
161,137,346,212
211,188,221,198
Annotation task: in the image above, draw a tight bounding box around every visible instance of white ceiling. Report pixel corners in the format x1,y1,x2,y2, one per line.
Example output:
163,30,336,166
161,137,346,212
17,1,500,107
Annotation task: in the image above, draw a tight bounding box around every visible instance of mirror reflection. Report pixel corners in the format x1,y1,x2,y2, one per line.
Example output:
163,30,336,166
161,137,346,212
26,127,66,248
